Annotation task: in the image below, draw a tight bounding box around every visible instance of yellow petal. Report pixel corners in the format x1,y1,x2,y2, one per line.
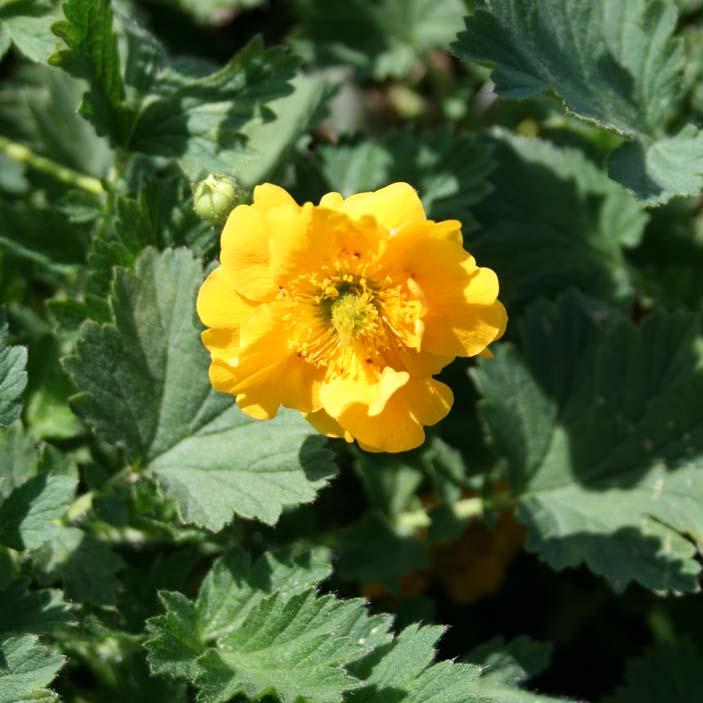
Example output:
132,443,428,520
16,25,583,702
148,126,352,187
196,266,258,329
268,204,338,283
201,328,239,364
220,204,277,301
209,358,237,394
379,235,505,357
394,347,455,376
424,299,507,357
252,183,299,213
320,365,409,419
341,182,426,231
230,303,323,417
305,409,354,442
338,378,453,453
319,192,344,209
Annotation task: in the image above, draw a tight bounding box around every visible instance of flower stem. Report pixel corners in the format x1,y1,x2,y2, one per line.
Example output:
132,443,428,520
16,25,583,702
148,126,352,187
0,135,106,196
393,491,514,531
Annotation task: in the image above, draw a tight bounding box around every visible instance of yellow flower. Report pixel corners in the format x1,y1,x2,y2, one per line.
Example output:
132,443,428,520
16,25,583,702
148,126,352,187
196,182,506,453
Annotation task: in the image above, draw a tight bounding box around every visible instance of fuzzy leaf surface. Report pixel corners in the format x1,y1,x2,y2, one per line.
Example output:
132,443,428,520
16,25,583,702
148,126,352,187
145,546,333,679
0,634,64,703
469,131,647,309
129,37,298,177
65,248,336,530
0,580,73,637
0,311,27,427
454,0,703,203
193,591,367,703
0,472,76,551
474,291,703,592
49,0,132,144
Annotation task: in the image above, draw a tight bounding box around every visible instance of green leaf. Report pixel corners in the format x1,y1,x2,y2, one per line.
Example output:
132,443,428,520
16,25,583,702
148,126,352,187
349,623,484,703
25,334,82,441
0,65,113,180
0,424,36,495
474,291,703,592
469,131,648,309
0,580,73,637
65,248,337,530
145,546,332,679
33,525,123,606
335,514,428,592
605,640,703,703
0,203,87,276
467,636,551,687
0,634,64,703
467,636,573,702
232,72,334,189
129,37,298,178
0,0,59,63
0,311,27,427
193,590,367,703
313,128,494,232
49,0,132,145
293,0,466,79
454,0,703,204
0,471,76,551
84,170,215,321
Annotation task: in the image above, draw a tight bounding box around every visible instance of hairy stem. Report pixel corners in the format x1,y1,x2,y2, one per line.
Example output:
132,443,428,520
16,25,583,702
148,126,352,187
0,135,106,196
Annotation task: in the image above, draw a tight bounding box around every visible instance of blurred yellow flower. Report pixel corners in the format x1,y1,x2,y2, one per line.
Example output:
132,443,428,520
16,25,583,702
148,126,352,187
197,182,506,453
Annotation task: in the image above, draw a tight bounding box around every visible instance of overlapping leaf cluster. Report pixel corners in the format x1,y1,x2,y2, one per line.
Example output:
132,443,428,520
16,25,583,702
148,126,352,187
2,0,703,701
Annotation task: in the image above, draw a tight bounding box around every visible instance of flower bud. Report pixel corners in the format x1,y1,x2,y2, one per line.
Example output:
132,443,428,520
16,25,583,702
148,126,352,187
193,174,241,224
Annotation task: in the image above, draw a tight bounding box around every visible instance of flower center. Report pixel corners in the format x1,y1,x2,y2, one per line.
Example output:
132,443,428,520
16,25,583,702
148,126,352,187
330,290,380,344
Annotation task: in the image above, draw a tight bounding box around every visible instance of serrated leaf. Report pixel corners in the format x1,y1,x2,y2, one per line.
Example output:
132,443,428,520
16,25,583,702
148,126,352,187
350,623,484,703
454,0,703,203
605,640,703,703
469,131,648,309
474,291,703,592
65,248,336,530
0,311,27,427
129,36,298,177
0,580,73,637
145,546,332,679
292,0,466,79
49,0,132,144
0,472,76,551
0,0,59,63
0,634,64,703
33,525,123,606
194,590,366,703
313,128,494,232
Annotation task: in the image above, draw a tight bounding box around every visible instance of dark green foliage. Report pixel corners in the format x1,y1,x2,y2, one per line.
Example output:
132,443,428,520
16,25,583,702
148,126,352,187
1,0,702,700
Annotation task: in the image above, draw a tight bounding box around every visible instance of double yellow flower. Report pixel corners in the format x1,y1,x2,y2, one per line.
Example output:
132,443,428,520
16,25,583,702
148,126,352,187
197,182,506,453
